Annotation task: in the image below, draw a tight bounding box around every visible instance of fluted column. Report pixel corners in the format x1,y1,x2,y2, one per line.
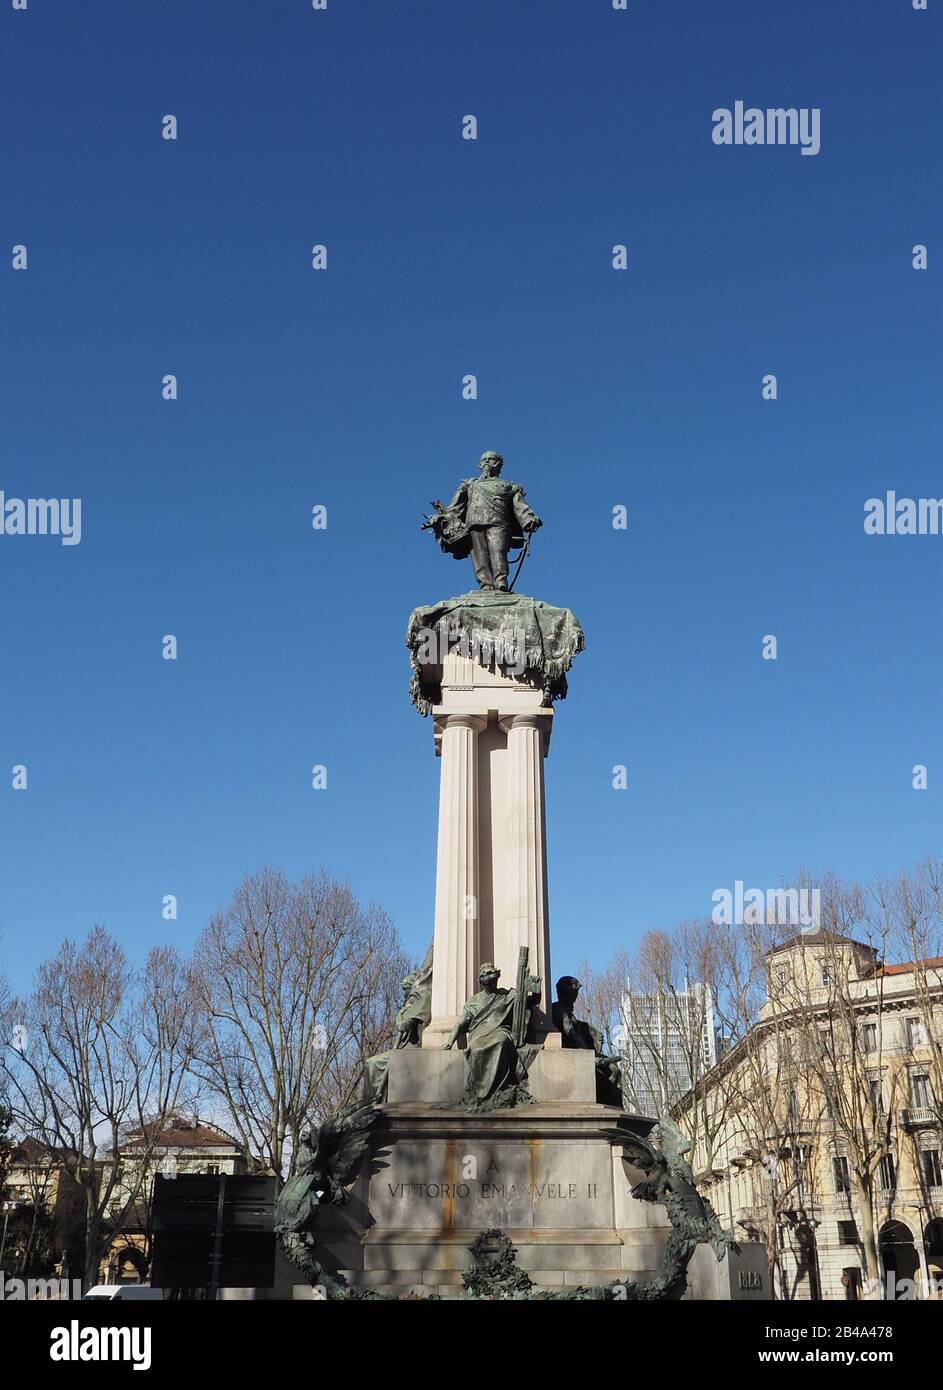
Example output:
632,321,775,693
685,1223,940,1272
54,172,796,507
499,712,551,1021
424,713,487,1044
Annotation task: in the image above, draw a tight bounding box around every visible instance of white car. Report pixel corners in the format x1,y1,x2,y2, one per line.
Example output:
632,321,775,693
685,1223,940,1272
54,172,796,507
82,1285,166,1301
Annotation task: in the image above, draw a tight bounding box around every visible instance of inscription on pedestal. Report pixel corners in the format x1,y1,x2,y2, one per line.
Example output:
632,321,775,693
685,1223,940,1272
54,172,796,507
370,1143,614,1232
385,1179,599,1203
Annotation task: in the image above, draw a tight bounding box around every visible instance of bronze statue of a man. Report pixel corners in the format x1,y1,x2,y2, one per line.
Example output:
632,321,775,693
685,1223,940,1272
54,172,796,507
443,961,535,1110
552,975,624,1107
361,955,434,1103
422,451,542,592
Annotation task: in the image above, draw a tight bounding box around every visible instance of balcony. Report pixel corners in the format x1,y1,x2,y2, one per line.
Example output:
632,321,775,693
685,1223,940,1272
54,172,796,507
693,1166,727,1186
771,1120,816,1139
900,1106,938,1129
735,1206,767,1234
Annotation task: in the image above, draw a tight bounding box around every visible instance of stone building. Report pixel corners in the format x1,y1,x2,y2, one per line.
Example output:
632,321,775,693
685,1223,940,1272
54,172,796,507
2,1137,84,1278
99,1115,249,1284
674,929,943,1299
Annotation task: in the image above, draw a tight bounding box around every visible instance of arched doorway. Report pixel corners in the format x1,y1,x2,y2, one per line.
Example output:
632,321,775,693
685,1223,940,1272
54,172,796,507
924,1219,943,1298
879,1220,919,1298
111,1246,147,1285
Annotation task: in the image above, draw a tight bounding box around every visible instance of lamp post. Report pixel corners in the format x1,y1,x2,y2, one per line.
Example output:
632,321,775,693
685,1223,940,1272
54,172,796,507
0,1200,25,1269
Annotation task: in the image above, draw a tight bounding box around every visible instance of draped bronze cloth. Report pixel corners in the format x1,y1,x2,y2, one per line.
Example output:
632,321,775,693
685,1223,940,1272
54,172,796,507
457,987,524,1109
406,590,584,715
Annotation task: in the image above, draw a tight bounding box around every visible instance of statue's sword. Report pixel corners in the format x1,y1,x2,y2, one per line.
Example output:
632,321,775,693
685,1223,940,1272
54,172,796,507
508,528,533,593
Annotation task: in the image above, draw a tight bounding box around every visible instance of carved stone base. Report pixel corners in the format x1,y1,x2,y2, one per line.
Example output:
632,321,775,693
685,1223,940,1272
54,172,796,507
309,1049,676,1296
386,1040,594,1106
295,1052,771,1299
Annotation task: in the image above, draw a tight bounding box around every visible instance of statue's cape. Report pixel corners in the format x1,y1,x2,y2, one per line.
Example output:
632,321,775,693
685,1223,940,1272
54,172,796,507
405,590,585,716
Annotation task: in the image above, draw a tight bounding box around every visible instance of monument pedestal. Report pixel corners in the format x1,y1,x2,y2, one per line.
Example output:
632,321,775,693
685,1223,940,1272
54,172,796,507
318,1049,681,1296
288,584,765,1299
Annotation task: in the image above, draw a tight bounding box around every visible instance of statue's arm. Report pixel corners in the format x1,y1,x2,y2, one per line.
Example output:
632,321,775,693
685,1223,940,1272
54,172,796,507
447,480,469,512
512,486,542,531
443,1008,471,1050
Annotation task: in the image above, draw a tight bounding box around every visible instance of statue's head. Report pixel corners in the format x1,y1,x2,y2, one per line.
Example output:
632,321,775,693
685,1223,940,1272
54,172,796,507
556,975,580,1005
478,962,500,988
478,451,504,477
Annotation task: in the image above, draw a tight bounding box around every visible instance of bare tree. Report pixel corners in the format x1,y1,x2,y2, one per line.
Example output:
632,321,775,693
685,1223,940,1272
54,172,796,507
718,916,827,1297
620,922,725,1117
803,877,895,1291
573,948,630,1056
0,929,198,1289
893,858,943,1133
190,867,410,1179
738,874,895,1295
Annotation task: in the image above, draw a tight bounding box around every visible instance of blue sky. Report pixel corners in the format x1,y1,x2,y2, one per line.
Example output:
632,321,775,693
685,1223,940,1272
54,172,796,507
0,0,940,990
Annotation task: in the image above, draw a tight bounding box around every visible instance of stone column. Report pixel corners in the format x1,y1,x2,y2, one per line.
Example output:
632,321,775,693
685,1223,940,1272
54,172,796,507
423,713,487,1046
499,712,552,1023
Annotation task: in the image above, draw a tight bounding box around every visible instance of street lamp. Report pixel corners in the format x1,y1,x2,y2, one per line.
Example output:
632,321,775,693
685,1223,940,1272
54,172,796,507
0,1200,26,1269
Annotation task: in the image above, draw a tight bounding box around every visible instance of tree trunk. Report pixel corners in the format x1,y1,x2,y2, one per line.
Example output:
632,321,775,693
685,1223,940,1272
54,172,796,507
855,1179,882,1297
23,1203,39,1277
82,1188,101,1292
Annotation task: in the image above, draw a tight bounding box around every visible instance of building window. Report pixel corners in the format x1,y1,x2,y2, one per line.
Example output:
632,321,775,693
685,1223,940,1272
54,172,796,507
906,1017,928,1049
206,1164,220,1176
878,1154,897,1192
921,1149,942,1188
910,1074,932,1108
868,1078,883,1114
820,962,832,987
861,1023,878,1053
838,1220,859,1245
833,1156,851,1194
